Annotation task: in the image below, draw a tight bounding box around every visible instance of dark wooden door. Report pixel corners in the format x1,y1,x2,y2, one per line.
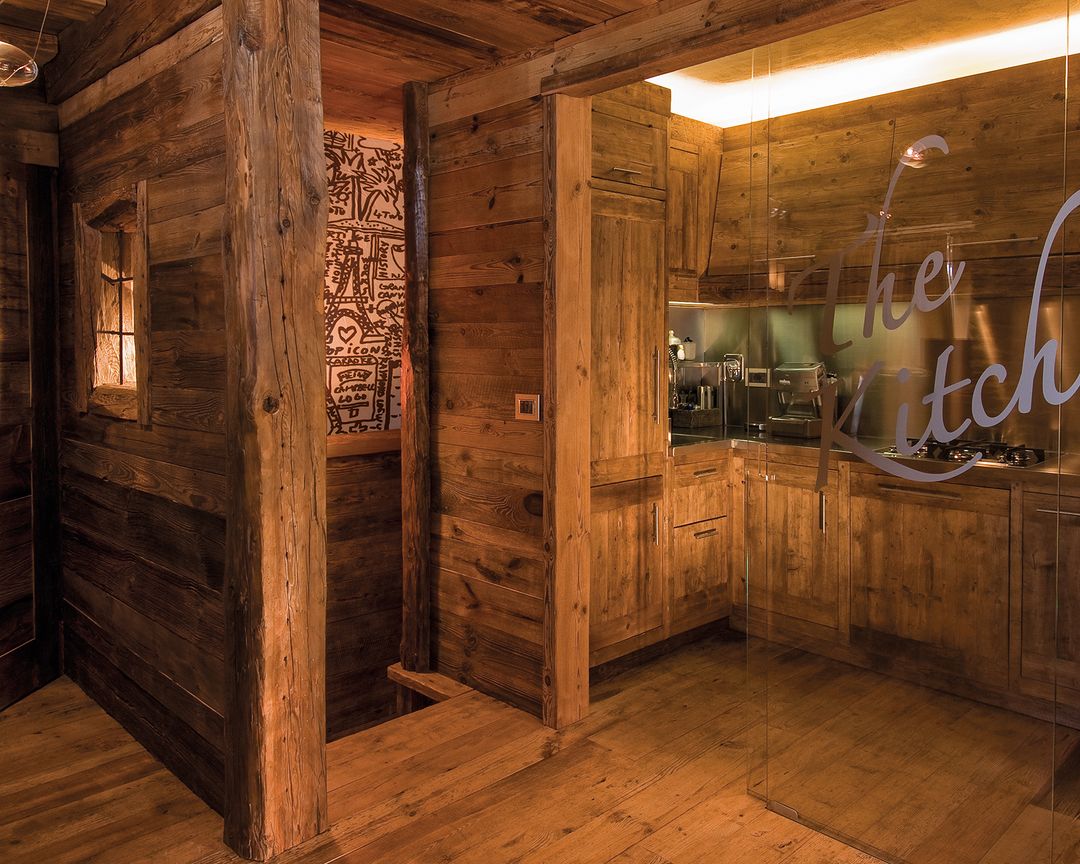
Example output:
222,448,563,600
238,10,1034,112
0,160,59,710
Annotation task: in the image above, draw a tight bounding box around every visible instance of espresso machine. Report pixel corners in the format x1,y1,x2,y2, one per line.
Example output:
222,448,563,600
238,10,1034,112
766,362,834,439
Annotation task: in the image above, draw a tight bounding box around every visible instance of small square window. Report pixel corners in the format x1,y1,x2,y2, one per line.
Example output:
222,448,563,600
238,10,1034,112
74,182,150,425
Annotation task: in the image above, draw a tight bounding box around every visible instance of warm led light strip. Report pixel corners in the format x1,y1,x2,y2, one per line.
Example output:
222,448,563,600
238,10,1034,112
651,15,1079,128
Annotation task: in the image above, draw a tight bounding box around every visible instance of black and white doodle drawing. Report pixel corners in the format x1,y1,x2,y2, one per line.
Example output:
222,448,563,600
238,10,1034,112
324,130,405,435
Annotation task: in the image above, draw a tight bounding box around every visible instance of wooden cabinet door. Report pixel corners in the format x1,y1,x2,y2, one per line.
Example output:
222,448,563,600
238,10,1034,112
667,115,723,303
590,476,664,663
590,189,666,484
849,474,1010,689
746,462,842,639
1019,493,1080,710
592,83,669,195
671,517,730,634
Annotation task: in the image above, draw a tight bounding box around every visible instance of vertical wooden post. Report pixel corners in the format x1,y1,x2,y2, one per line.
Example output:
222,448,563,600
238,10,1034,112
221,0,328,858
542,95,591,728
401,81,431,673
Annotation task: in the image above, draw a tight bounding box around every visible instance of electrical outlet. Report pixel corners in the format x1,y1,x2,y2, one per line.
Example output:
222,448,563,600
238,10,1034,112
515,394,541,421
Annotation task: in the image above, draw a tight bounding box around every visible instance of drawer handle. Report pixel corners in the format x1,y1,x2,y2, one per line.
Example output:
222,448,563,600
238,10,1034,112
877,484,963,501
1036,508,1080,519
610,166,644,176
693,528,718,540
653,503,660,546
693,468,719,477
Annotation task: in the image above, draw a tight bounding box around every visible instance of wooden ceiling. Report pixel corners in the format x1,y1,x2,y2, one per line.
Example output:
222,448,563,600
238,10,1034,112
320,0,667,140
0,0,106,67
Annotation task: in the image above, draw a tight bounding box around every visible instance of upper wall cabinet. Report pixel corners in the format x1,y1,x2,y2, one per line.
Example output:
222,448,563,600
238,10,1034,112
590,84,669,486
592,83,670,199
667,116,723,303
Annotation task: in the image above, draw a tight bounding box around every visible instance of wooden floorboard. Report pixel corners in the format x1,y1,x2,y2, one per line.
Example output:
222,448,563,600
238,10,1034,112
1,638,1077,863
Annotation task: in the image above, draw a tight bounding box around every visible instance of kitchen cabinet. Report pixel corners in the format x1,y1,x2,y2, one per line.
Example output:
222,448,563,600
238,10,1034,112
1017,492,1080,712
590,83,669,485
741,459,843,644
848,473,1010,689
592,83,669,197
590,475,665,665
667,115,723,304
669,450,731,635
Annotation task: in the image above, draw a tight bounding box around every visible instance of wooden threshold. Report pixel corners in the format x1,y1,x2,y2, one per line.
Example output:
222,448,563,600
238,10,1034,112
386,662,473,703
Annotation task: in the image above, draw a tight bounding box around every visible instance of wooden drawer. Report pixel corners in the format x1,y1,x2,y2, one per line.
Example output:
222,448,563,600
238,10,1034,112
671,517,730,632
671,460,727,527
592,109,667,194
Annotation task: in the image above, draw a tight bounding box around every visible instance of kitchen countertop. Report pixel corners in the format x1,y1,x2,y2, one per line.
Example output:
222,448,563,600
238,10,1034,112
668,424,1080,480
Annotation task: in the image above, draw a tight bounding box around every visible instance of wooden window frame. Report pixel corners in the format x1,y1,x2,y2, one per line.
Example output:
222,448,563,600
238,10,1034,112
73,181,151,426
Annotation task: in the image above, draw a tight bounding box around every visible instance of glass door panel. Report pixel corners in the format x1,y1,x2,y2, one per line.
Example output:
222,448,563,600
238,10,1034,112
742,1,1075,861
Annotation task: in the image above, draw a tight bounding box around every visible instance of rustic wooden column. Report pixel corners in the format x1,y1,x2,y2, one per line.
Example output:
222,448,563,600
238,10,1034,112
221,0,328,859
400,82,431,673
542,94,591,727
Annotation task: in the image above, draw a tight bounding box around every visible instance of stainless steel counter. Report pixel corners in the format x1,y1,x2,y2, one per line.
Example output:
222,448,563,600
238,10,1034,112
668,425,1080,480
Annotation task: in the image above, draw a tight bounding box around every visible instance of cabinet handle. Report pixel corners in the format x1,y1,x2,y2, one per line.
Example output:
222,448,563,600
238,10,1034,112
877,484,963,501
693,467,719,478
1036,508,1080,519
610,166,644,176
693,528,718,540
654,347,662,425
819,491,826,535
653,503,660,546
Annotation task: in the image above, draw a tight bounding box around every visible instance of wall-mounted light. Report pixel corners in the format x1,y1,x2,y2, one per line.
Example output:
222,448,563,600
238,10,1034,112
0,41,38,87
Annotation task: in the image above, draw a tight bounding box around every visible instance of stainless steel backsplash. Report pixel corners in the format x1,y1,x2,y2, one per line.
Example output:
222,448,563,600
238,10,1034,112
669,295,1080,452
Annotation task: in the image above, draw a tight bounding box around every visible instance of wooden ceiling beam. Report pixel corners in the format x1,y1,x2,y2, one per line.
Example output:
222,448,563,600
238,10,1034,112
428,0,919,125
0,0,106,34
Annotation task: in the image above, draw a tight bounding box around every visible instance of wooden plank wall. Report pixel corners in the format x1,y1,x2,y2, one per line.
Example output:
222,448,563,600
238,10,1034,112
326,448,403,739
427,97,548,716
56,19,228,813
0,161,35,708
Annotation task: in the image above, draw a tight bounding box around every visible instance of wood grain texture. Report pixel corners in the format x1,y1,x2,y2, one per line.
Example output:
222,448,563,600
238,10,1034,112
0,160,37,709
47,0,219,103
427,98,548,716
221,0,328,856
541,94,591,728
326,452,403,740
427,0,917,125
317,0,661,139
400,82,431,673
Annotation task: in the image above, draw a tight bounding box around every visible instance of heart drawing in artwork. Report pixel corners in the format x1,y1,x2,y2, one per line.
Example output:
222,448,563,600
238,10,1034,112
338,324,358,343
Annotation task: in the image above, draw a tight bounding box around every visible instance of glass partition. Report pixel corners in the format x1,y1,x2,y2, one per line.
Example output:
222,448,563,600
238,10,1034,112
662,0,1078,859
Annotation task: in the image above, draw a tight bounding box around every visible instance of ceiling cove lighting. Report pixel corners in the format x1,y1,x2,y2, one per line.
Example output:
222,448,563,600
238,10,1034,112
650,15,1079,128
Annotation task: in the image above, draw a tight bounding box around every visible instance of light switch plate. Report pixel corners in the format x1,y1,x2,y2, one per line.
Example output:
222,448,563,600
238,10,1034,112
515,393,541,421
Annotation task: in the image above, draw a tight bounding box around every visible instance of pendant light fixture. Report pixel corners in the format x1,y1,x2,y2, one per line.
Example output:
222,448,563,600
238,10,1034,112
0,41,38,87
0,0,51,88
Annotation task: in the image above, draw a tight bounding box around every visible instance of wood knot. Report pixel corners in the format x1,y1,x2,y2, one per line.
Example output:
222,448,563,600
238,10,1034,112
262,395,281,414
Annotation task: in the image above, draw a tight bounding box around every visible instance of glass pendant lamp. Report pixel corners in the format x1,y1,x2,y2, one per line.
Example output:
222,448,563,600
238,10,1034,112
0,40,38,87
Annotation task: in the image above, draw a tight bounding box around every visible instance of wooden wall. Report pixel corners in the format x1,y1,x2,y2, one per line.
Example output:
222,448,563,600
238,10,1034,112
427,97,549,715
326,447,402,739
55,12,228,813
705,56,1080,301
0,162,36,708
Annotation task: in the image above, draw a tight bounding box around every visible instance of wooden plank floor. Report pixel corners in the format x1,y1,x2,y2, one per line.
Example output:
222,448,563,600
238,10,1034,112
1,634,1077,863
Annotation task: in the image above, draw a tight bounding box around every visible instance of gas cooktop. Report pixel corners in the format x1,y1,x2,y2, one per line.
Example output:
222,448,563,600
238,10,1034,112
879,439,1046,468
